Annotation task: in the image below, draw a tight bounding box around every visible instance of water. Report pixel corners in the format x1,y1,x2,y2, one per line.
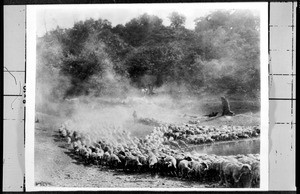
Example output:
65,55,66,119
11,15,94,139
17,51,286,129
187,138,260,156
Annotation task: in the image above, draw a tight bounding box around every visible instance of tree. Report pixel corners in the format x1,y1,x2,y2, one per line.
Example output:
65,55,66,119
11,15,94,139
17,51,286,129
168,12,186,29
125,44,184,91
120,13,164,47
194,10,260,97
37,10,260,100
36,26,70,101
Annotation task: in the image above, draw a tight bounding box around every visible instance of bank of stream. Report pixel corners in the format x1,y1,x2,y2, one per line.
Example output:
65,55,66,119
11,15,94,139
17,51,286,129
186,138,260,156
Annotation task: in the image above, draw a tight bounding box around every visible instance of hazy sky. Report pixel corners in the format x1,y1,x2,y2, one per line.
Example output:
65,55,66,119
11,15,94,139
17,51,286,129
35,3,261,37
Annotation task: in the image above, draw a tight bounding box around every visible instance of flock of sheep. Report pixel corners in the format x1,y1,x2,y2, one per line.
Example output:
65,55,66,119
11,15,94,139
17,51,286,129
163,124,260,146
58,122,260,188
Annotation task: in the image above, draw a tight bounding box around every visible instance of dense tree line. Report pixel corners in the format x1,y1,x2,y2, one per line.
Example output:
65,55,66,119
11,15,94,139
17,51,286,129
37,10,260,100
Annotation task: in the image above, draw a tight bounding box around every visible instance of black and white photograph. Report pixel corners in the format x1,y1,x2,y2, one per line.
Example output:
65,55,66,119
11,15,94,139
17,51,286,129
25,3,269,191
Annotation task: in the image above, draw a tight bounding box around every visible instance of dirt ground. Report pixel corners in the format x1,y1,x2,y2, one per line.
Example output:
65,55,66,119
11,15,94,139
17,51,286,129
34,99,260,188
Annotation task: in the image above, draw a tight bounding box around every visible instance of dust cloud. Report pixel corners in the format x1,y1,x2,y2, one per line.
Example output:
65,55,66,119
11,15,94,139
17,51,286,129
35,66,214,145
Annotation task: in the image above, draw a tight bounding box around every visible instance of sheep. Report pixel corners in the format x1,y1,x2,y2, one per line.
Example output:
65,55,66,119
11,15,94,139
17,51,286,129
252,131,259,137
188,160,208,181
136,154,148,172
102,151,110,165
95,151,104,164
124,155,142,172
78,146,90,163
72,131,81,142
117,153,126,167
205,137,215,144
61,129,67,137
157,156,168,175
164,155,177,176
90,152,99,165
148,154,158,174
177,160,191,179
220,161,252,187
196,136,205,144
56,121,260,188
108,154,122,168
73,141,83,154
66,136,72,145
58,124,66,133
251,162,260,188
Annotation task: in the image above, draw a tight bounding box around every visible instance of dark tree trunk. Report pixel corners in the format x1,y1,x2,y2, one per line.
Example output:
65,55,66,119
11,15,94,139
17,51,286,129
221,97,235,116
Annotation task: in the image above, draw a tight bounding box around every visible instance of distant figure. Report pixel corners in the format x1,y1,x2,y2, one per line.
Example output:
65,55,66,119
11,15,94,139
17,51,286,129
221,96,235,116
133,110,138,121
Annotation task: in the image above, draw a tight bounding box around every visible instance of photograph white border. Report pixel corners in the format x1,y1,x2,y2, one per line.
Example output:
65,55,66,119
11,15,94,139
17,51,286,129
25,2,269,191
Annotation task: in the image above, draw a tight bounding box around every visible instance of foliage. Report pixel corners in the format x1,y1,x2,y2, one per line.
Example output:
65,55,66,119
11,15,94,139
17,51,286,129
37,10,260,100
168,12,186,29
